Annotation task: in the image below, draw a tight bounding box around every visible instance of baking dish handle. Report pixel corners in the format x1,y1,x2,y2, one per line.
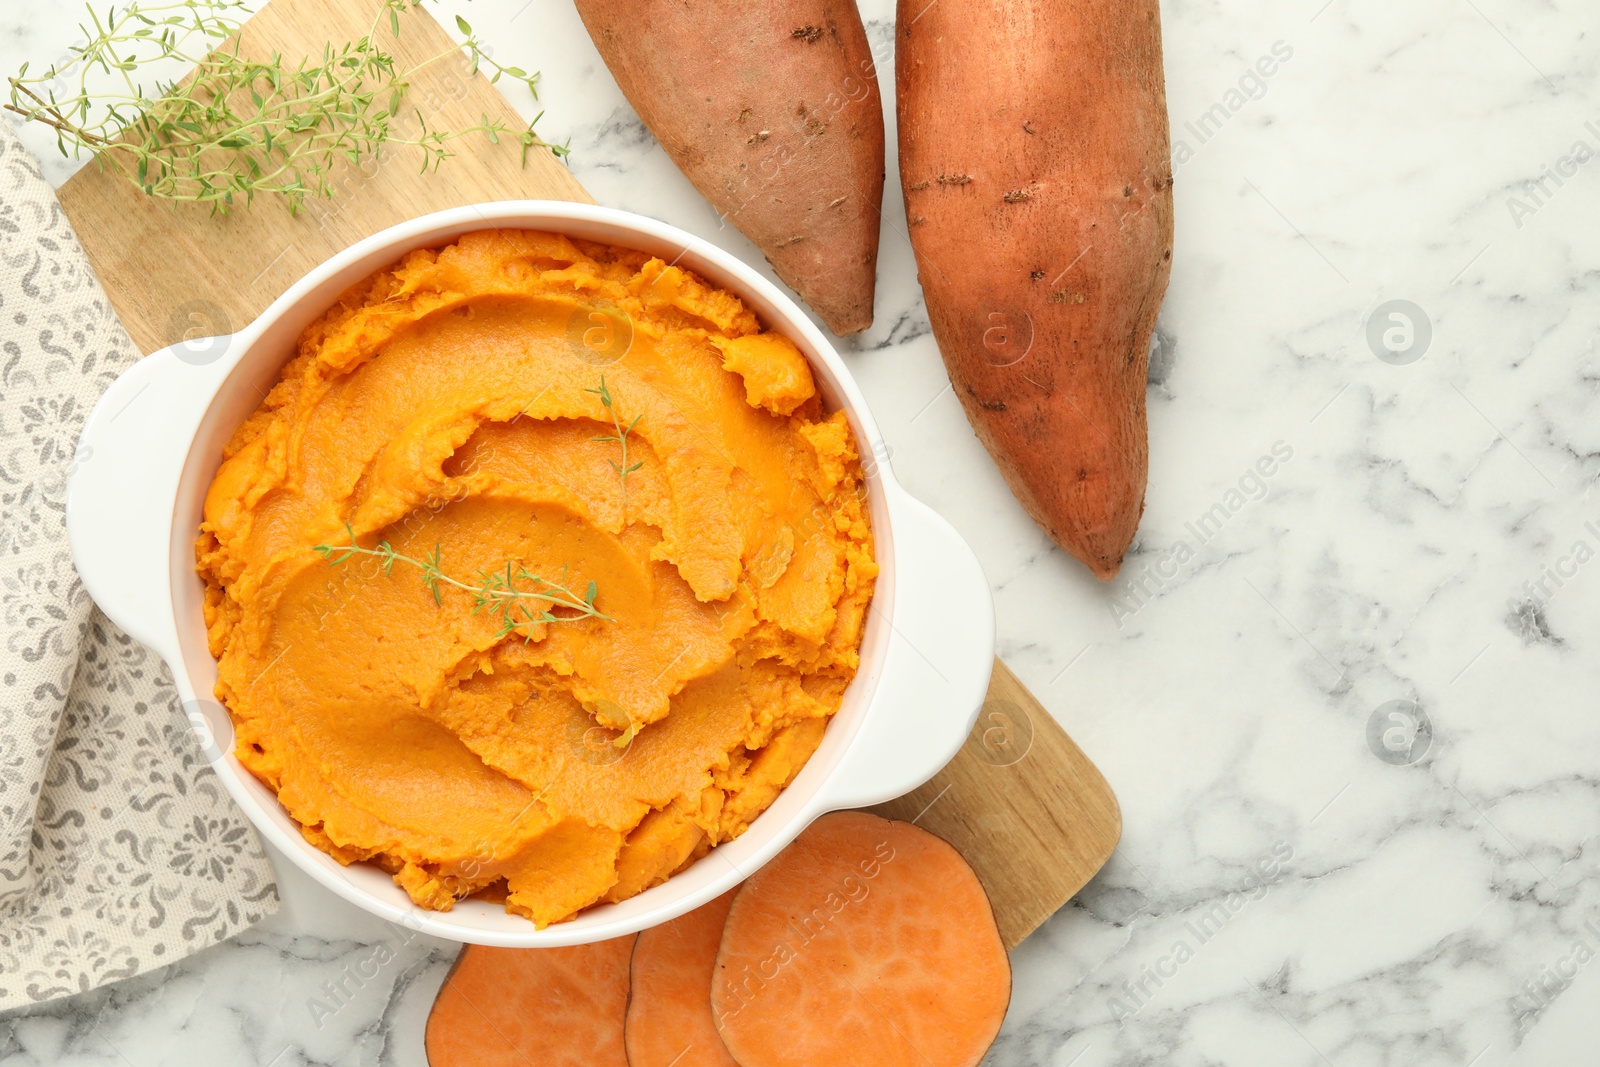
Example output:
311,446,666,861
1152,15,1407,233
66,341,231,665
813,490,995,812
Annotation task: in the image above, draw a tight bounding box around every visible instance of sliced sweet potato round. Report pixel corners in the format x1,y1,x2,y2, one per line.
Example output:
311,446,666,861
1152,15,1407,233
426,937,635,1067
711,812,1010,1067
626,890,741,1067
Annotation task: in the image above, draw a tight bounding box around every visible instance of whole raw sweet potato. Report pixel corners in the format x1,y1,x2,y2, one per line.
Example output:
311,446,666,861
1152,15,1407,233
897,0,1174,578
575,0,885,335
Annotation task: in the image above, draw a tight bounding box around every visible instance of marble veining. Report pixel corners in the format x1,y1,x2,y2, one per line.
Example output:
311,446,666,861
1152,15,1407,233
3,0,1599,1062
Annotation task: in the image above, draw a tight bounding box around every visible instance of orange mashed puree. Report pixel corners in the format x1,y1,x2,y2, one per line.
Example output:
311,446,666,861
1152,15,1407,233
196,230,876,925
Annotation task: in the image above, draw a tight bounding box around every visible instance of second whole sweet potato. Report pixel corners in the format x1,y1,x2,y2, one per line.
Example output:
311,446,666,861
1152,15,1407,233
897,0,1174,578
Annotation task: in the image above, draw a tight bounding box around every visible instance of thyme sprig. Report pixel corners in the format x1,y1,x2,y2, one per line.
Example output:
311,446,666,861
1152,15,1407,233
4,0,569,215
313,523,611,641
585,375,643,516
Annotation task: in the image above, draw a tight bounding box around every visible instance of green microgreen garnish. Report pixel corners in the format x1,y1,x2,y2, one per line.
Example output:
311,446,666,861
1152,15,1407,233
314,523,609,641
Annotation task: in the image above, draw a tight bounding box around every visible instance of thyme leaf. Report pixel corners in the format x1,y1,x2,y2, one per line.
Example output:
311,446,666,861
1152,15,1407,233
585,374,643,518
313,523,611,641
4,0,570,215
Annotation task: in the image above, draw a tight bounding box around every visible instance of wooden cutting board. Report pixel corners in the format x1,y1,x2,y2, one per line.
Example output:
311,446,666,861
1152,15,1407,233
55,0,1119,950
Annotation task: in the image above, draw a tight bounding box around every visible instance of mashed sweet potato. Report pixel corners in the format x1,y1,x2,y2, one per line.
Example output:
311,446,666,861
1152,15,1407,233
196,230,876,926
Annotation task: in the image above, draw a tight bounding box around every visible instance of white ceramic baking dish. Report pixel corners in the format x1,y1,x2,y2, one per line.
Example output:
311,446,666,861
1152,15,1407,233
66,201,994,947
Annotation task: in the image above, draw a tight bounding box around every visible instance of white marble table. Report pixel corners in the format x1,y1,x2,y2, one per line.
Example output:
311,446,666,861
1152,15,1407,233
4,0,1598,1063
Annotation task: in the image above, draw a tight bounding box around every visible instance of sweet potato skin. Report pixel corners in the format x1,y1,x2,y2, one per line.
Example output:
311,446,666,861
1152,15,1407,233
897,0,1174,578
575,0,886,335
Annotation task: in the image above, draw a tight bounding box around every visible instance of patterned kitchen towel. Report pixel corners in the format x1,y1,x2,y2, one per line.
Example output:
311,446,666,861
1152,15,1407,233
0,119,277,1010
